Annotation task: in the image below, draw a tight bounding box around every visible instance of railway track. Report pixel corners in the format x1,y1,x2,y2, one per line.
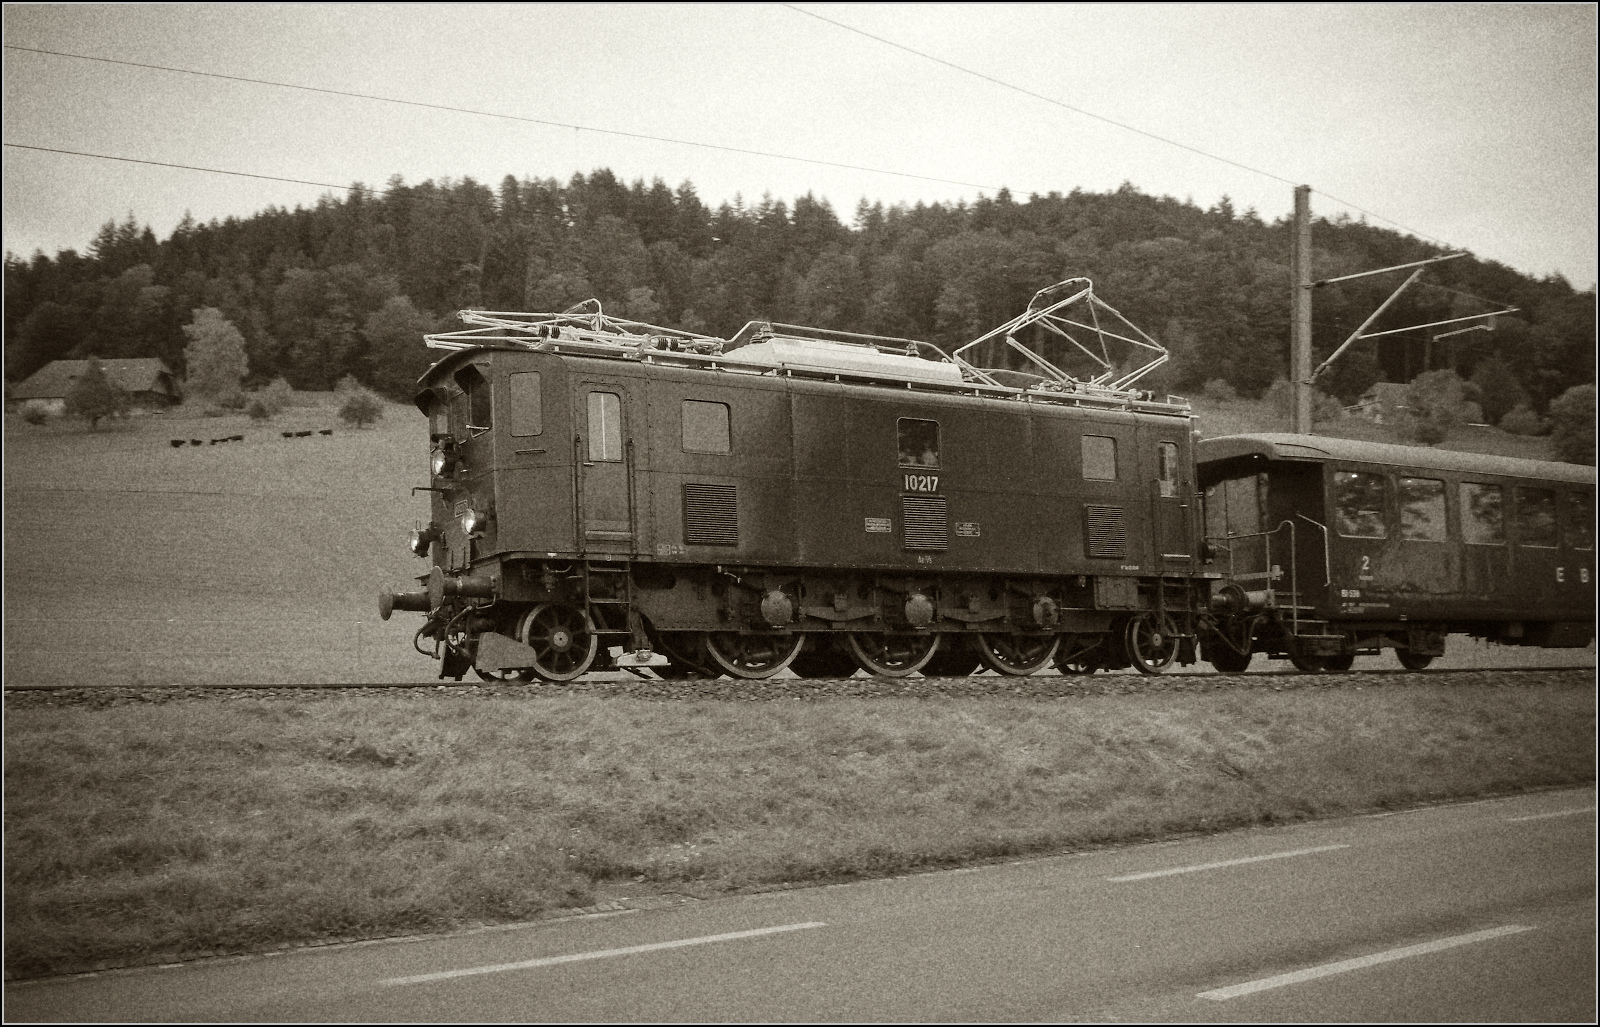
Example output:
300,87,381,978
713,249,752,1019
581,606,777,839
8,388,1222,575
4,667,1591,709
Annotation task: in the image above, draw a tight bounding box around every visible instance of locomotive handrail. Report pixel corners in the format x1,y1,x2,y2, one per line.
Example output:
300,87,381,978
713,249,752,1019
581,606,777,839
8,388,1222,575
1206,520,1304,631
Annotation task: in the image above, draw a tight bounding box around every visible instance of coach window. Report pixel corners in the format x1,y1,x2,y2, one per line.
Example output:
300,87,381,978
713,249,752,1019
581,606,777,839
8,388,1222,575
682,400,731,455
1567,491,1594,550
1514,487,1557,548
456,365,492,433
1460,483,1504,545
1333,471,1387,538
898,418,940,468
509,371,542,437
1082,435,1117,481
587,392,622,462
1397,477,1446,542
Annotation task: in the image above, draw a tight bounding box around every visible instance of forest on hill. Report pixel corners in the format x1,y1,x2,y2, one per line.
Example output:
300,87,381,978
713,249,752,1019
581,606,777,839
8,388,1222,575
4,170,1593,415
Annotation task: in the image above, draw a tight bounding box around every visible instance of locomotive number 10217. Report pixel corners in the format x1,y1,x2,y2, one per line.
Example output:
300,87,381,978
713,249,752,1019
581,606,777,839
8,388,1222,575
903,474,940,493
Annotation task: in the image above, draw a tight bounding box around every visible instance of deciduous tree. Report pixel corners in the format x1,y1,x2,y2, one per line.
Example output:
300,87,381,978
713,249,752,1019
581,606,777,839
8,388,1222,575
181,307,249,402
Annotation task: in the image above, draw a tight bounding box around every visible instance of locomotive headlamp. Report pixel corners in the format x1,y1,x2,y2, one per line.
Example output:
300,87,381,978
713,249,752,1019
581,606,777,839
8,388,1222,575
430,448,449,477
458,506,487,535
430,435,459,478
409,525,441,557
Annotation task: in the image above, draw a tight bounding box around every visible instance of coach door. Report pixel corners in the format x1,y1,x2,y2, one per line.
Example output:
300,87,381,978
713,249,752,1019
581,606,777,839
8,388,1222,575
576,380,640,552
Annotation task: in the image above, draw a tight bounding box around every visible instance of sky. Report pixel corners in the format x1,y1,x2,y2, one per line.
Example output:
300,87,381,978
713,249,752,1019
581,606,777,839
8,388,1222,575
4,4,1596,290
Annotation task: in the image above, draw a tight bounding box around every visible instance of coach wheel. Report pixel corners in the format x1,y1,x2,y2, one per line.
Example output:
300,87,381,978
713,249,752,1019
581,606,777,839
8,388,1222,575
516,603,598,682
844,632,939,677
1053,636,1103,676
975,632,1060,676
1288,653,1328,674
919,637,984,678
1322,653,1355,673
704,632,805,679
1124,613,1179,675
1202,640,1252,674
1395,648,1435,672
788,637,861,679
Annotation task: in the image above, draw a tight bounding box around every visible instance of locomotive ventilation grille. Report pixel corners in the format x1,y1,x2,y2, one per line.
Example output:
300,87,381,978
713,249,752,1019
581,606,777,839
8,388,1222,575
683,483,738,546
902,495,949,551
1084,505,1127,559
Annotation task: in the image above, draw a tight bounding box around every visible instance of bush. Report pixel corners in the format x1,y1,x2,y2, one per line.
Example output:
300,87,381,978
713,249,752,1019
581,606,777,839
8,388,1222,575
338,389,383,428
20,405,49,426
1402,370,1474,445
1201,378,1238,403
335,374,363,396
249,378,293,420
1264,377,1344,427
1548,384,1596,465
1499,405,1546,437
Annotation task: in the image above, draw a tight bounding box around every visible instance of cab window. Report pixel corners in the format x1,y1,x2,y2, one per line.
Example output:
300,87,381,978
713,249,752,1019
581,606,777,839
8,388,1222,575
1514,487,1557,547
1333,471,1387,538
1460,483,1504,545
587,392,622,461
682,400,731,454
456,365,491,433
1157,442,1179,497
1205,475,1261,537
509,371,541,437
1082,435,1117,481
1398,477,1446,541
897,418,939,468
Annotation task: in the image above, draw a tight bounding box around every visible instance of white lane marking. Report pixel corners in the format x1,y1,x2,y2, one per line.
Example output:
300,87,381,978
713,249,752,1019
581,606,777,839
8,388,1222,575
1507,806,1596,822
1198,925,1535,1000
378,922,827,986
1107,844,1349,882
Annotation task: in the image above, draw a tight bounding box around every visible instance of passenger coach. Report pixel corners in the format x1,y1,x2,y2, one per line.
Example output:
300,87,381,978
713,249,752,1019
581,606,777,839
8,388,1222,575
1197,433,1596,671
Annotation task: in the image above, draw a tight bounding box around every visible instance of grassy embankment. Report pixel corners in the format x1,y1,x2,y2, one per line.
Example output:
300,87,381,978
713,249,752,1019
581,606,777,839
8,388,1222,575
5,675,1594,978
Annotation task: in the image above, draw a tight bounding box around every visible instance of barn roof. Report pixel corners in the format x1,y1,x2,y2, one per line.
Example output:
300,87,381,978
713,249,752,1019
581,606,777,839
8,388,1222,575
12,358,176,400
1197,432,1595,484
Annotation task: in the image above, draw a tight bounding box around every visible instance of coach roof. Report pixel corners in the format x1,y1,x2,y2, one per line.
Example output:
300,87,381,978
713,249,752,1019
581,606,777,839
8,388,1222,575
1197,433,1596,485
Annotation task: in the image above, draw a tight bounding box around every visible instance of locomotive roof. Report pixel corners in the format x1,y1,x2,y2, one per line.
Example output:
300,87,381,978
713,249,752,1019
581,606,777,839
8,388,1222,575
1198,433,1596,484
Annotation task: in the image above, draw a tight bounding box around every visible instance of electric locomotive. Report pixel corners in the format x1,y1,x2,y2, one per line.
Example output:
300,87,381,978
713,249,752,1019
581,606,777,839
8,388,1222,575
379,281,1216,681
1197,433,1596,672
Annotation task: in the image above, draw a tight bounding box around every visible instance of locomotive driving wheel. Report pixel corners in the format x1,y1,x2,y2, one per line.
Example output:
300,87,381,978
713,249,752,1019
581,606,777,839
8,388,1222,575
703,632,805,679
1053,635,1104,676
516,603,598,682
1123,613,1179,675
975,633,1060,676
843,632,939,677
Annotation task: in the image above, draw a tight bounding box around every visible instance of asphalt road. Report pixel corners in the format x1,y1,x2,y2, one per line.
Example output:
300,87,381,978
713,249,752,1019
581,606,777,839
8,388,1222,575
8,787,1593,1022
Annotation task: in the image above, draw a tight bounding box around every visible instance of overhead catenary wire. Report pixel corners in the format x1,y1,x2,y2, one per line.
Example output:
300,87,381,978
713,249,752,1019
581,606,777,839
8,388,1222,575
4,43,1002,193
781,3,1449,247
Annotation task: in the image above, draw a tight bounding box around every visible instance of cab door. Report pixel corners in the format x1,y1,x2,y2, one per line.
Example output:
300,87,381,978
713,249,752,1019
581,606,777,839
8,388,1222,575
1152,437,1194,571
575,379,641,553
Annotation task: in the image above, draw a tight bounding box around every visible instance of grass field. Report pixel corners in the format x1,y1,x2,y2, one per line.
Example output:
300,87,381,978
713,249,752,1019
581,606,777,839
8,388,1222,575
1,395,1582,686
5,674,1593,978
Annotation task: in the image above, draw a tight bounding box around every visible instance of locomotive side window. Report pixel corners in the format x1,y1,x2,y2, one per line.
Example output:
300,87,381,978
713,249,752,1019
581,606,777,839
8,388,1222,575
1514,487,1557,547
1157,442,1179,497
1460,483,1504,545
898,418,940,468
1333,471,1387,538
1082,435,1117,481
1398,477,1446,542
509,371,542,437
456,365,492,432
587,392,622,462
1568,491,1594,550
682,400,731,455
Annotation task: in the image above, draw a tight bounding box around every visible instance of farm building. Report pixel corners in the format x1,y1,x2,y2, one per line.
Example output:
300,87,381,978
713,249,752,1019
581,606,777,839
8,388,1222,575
9,358,180,415
1345,381,1409,424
